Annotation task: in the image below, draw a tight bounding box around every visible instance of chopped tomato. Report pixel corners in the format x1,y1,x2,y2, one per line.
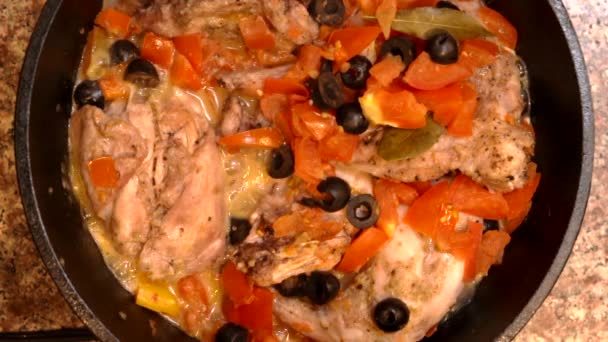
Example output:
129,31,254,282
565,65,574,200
477,6,518,49
285,45,323,82
293,137,325,184
141,32,175,69
459,39,499,71
292,103,336,141
404,52,472,90
263,78,309,100
408,181,432,194
503,202,531,233
88,156,119,188
503,171,541,219
396,0,438,9
177,275,208,306
336,227,389,273
222,262,254,306
449,220,483,282
173,33,205,73
374,179,417,237
449,174,509,220
392,182,419,205
329,26,382,65
260,93,289,120
369,55,405,88
239,15,276,50
171,53,202,91
413,82,463,126
256,48,298,67
404,180,453,239
477,230,511,276
447,82,477,137
219,127,285,153
360,88,428,129
224,287,275,338
99,76,130,101
95,8,131,38
357,0,380,15
376,0,397,38
274,110,295,144
318,129,359,162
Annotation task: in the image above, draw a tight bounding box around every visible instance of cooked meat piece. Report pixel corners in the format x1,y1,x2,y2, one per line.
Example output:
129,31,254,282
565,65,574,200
70,104,156,256
218,64,293,92
135,0,261,37
139,102,226,280
274,223,465,342
235,233,351,287
220,95,270,136
261,0,319,45
112,0,153,15
349,53,533,192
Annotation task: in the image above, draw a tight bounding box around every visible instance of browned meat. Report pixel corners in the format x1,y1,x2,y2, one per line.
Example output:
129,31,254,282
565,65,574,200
349,53,533,192
261,0,319,45
139,100,226,280
70,104,155,256
274,224,466,342
220,95,270,136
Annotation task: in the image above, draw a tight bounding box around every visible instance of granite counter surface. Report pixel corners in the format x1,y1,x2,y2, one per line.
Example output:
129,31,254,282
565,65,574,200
0,0,606,340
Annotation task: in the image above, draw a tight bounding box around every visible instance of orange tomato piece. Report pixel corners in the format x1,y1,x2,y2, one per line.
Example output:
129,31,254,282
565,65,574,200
447,82,477,137
99,76,130,101
318,129,360,162
374,88,428,129
171,53,202,91
285,45,323,82
449,220,483,282
404,52,472,90
369,55,405,88
459,39,499,71
293,137,325,184
177,275,208,306
260,93,289,120
239,15,276,50
224,287,275,338
218,127,285,153
503,171,541,219
358,0,380,15
274,110,295,144
292,103,337,141
173,33,205,73
95,8,131,38
396,0,438,9
222,262,255,306
88,156,119,188
329,26,382,65
413,82,463,126
141,32,175,69
404,180,453,239
263,78,309,99
449,174,509,220
477,6,518,49
376,0,397,38
408,180,432,195
336,227,389,273
374,179,418,237
503,202,531,234
477,230,511,276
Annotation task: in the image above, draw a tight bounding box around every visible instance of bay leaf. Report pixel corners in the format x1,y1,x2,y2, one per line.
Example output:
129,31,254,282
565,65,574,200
378,117,443,161
367,7,492,41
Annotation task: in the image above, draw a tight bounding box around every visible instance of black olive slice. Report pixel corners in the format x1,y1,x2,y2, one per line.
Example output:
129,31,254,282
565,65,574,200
124,58,160,88
425,30,459,65
317,177,351,212
379,36,417,67
346,194,380,229
215,322,249,342
336,102,369,134
228,217,252,245
110,40,140,65
340,55,372,90
268,145,295,179
305,271,340,305
74,80,105,109
308,0,346,27
314,71,345,110
373,297,410,332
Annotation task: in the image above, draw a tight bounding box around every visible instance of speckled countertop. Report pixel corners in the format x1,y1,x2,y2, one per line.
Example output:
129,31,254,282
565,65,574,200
0,0,606,340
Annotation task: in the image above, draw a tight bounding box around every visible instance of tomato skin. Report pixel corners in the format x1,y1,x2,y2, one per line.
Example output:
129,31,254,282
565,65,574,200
449,174,509,220
284,45,323,82
293,137,325,185
95,8,131,38
477,230,511,276
88,156,119,188
413,82,463,126
375,179,418,237
222,262,255,306
459,39,499,71
404,52,473,90
447,82,477,137
171,53,202,91
477,6,518,49
218,128,284,153
336,227,389,273
318,130,359,162
329,26,382,65
503,171,541,219
450,220,483,282
369,55,406,88
141,32,175,69
238,15,276,50
173,33,205,73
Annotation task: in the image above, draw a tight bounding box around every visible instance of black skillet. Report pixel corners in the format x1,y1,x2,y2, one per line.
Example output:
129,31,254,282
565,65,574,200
14,0,593,341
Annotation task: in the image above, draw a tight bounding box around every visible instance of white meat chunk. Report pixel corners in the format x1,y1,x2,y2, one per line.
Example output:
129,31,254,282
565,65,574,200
349,53,533,193
138,101,226,280
70,105,154,256
261,0,319,45
274,224,465,342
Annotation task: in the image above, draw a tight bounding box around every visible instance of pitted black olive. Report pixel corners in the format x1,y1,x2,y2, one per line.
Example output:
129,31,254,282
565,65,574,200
124,58,160,88
308,0,346,27
268,145,294,179
373,297,410,332
340,55,372,90
305,271,340,305
74,80,105,109
110,40,140,65
425,30,459,65
320,58,333,74
215,322,249,342
379,36,417,67
483,219,500,231
228,217,252,245
274,274,309,297
312,71,345,110
336,102,369,134
436,0,460,10
346,194,380,229
317,177,351,212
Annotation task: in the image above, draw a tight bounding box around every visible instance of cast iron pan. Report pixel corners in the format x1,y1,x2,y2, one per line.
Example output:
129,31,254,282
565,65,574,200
15,0,593,341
